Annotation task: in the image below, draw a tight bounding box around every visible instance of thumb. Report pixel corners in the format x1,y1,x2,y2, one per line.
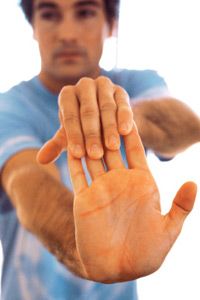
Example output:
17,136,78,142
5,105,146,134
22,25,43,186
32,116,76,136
166,181,197,231
37,127,67,164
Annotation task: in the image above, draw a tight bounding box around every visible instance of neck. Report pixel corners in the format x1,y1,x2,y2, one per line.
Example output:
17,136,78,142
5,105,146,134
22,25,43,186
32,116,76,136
39,68,101,94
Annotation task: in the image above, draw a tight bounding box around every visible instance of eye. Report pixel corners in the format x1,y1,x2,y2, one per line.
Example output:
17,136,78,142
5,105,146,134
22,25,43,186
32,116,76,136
76,9,97,19
40,10,60,21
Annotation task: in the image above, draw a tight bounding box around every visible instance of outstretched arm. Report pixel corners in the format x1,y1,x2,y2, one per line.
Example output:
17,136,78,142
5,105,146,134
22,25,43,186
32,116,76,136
37,80,200,164
69,122,197,283
1,149,86,278
132,97,200,157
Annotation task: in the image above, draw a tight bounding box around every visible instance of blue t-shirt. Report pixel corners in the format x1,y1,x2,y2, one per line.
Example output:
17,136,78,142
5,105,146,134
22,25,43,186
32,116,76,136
0,69,169,300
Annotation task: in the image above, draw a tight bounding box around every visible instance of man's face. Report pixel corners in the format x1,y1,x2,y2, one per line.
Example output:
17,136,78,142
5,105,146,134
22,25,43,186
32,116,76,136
33,0,113,87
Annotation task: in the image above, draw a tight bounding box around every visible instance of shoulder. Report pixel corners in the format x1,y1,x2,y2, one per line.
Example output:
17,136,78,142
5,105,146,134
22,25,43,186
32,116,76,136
1,77,36,97
101,68,168,98
0,77,37,109
101,68,166,83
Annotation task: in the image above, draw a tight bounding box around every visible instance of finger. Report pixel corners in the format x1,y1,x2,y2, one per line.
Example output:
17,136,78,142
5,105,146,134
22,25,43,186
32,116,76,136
85,157,105,180
68,152,88,195
37,127,67,164
97,76,120,150
124,123,149,169
166,181,197,228
76,77,103,159
114,85,134,135
104,149,125,170
59,86,85,158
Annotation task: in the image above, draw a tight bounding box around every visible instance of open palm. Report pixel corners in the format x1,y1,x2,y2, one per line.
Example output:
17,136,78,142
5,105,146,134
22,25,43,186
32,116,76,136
68,125,197,283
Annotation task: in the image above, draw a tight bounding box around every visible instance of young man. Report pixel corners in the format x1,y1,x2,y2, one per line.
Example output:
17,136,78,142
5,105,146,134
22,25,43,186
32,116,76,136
0,0,199,299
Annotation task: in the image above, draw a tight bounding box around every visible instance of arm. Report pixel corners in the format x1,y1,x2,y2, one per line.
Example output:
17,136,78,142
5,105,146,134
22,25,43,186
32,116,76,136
37,79,200,164
132,97,200,157
1,149,86,278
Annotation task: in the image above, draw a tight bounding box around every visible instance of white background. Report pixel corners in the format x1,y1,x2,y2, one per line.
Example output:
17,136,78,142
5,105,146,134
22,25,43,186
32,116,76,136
0,0,200,299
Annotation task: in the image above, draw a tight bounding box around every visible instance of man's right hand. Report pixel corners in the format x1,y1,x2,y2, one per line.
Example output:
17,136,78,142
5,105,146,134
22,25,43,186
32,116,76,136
37,76,133,164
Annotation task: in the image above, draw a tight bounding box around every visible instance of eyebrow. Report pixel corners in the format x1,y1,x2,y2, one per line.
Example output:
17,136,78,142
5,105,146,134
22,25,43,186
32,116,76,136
34,0,101,11
74,0,101,8
34,1,57,11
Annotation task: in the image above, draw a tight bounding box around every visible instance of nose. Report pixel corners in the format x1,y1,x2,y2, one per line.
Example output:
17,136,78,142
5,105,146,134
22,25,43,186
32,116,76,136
57,16,80,43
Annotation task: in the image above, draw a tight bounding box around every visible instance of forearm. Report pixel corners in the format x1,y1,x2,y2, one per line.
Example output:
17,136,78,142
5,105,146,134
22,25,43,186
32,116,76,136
3,163,86,278
132,97,200,156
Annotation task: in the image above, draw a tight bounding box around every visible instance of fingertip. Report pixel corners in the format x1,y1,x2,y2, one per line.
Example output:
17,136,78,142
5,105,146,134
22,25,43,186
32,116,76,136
37,141,62,164
87,145,104,160
166,181,198,234
182,181,197,193
181,181,197,209
36,150,50,165
36,149,44,164
174,181,197,213
119,122,131,135
69,144,85,159
87,152,104,160
119,118,136,136
36,143,51,164
105,135,120,151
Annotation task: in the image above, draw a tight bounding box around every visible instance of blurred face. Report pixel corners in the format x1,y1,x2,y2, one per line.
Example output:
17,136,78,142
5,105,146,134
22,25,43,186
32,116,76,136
33,0,114,92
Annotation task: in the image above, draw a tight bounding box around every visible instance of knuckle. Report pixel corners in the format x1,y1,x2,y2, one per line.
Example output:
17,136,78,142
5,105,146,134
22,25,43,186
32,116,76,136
69,132,82,141
85,131,101,140
62,112,80,124
77,77,94,87
115,84,127,93
118,103,132,111
59,85,74,97
115,85,129,101
76,77,96,101
100,101,117,112
104,122,117,132
81,106,99,118
97,76,112,86
58,85,74,106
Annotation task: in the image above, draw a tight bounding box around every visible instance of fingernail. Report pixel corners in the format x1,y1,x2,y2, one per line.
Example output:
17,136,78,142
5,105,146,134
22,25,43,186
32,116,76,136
108,135,120,149
89,144,103,157
71,144,83,157
120,123,129,133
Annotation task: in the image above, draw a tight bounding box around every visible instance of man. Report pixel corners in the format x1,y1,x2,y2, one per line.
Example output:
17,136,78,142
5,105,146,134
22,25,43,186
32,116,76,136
0,0,199,299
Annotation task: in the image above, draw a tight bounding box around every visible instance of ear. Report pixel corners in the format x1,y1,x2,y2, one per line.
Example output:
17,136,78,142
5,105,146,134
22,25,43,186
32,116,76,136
31,17,38,41
32,27,38,41
108,19,118,38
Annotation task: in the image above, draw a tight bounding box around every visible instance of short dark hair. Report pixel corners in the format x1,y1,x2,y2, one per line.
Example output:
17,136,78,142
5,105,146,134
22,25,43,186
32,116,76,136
20,0,120,24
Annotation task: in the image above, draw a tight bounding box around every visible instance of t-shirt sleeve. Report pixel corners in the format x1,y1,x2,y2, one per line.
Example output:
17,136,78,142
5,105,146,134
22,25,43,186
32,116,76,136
123,69,169,100
110,69,173,161
0,92,43,170
102,68,169,100
127,70,173,161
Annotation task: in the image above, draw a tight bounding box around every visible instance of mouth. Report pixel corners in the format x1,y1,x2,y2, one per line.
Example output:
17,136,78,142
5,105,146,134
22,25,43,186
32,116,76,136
54,50,85,61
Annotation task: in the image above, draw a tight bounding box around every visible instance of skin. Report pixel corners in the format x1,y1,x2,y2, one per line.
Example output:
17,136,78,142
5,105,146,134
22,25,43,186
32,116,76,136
2,125,197,282
69,124,197,282
1,0,133,281
1,0,199,283
38,76,133,162
1,149,85,277
37,95,200,163
33,0,115,90
33,0,133,159
33,0,200,161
